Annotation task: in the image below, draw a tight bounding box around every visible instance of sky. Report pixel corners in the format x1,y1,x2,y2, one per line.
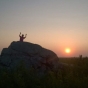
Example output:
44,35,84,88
0,0,88,57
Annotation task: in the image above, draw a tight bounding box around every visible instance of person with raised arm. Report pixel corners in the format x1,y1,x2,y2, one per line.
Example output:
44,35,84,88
19,32,27,42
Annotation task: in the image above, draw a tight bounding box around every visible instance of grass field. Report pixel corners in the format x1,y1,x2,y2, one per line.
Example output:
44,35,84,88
0,57,88,88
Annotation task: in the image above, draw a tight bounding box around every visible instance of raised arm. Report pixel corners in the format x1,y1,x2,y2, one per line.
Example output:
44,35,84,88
19,32,21,37
25,34,27,38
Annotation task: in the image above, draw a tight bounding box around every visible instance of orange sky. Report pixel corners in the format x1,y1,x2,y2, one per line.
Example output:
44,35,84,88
0,0,88,57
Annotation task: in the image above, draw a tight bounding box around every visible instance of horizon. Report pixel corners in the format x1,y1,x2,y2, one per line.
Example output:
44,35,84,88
0,0,88,57
0,40,87,58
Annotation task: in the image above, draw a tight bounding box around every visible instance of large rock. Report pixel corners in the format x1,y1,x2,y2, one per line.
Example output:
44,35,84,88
0,41,59,73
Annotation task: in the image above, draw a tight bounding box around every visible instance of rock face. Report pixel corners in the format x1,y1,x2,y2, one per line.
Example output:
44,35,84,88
0,41,59,73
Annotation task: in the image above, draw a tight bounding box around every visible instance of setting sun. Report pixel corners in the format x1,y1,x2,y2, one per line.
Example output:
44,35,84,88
65,48,71,54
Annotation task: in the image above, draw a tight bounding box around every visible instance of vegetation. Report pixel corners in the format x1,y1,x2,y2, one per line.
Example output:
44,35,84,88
0,57,88,88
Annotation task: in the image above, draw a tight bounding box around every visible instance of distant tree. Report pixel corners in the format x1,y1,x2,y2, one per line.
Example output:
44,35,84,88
79,55,82,60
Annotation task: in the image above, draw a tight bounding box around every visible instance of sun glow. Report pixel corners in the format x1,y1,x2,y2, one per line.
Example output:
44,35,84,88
65,48,71,54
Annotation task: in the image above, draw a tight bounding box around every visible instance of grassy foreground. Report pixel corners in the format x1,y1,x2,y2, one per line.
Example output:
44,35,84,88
0,57,88,88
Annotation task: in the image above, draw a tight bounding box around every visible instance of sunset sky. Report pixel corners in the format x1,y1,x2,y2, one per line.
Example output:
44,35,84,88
0,0,88,57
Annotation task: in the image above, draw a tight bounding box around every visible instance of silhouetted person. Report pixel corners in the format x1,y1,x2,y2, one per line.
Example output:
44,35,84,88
19,32,27,42
79,55,83,60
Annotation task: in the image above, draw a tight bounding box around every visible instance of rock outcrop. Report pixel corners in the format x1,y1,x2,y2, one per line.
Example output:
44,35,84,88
0,41,59,73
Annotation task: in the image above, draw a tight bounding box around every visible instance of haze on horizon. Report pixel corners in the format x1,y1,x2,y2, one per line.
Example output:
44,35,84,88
0,0,88,57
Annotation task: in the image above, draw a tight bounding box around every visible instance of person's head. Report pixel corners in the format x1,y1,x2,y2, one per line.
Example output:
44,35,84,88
22,34,24,37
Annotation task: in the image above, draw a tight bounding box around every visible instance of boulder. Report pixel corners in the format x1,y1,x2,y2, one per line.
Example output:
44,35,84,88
0,41,59,73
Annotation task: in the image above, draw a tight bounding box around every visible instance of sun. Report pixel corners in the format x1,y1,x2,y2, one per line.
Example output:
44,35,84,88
65,48,71,54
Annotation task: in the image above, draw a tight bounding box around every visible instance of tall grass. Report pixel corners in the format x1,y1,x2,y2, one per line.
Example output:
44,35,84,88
0,57,88,88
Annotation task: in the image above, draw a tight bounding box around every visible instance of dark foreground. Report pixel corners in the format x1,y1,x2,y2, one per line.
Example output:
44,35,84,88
0,57,88,88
